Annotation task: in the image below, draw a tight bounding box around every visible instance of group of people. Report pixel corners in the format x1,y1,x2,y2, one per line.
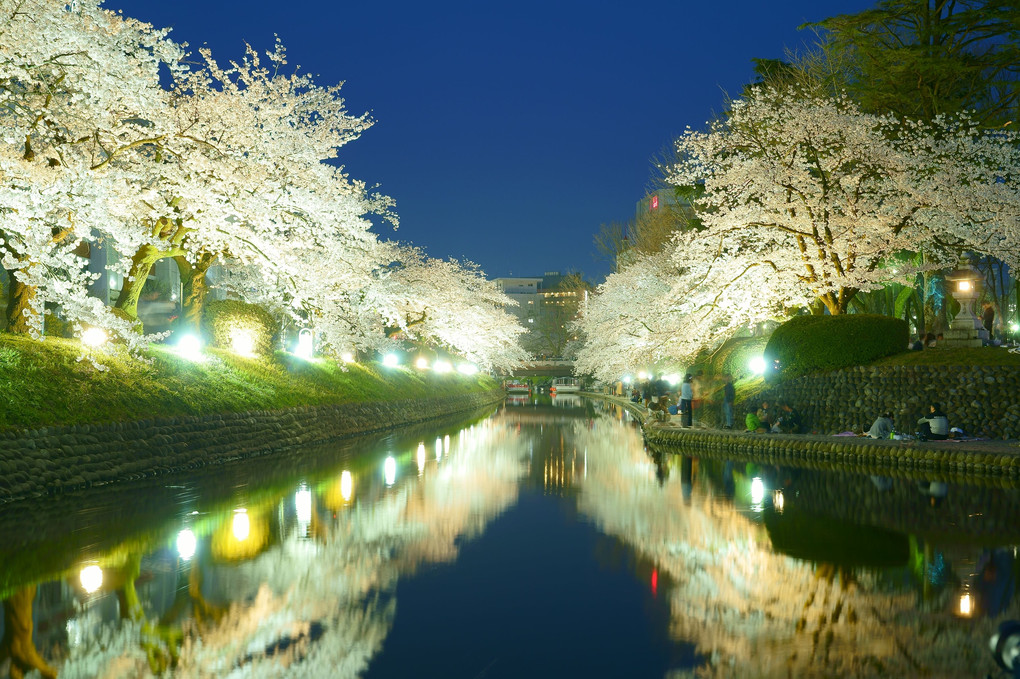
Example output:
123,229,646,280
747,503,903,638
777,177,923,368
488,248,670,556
868,403,951,441
631,372,738,429
745,399,802,434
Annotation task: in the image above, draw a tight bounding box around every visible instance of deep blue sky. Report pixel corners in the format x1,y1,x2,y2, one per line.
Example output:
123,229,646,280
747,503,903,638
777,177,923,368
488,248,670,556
111,0,873,282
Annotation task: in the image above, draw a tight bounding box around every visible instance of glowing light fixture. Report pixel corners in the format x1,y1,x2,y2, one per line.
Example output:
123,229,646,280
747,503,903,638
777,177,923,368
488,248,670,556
749,356,767,375
79,564,103,594
176,333,204,361
457,363,478,376
232,509,250,541
622,375,632,384
415,357,430,370
750,477,765,505
81,327,108,348
433,359,452,373
384,456,397,486
637,371,648,380
1012,323,1019,333
341,351,355,363
295,329,314,360
958,280,972,292
382,353,399,368
177,529,197,560
230,328,256,357
665,374,679,386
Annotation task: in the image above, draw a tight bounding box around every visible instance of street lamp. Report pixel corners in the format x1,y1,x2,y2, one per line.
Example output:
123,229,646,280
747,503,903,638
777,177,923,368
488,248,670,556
943,257,986,347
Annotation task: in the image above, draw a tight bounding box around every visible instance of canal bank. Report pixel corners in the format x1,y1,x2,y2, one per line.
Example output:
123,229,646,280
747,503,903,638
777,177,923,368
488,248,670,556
0,389,504,503
596,395,1020,486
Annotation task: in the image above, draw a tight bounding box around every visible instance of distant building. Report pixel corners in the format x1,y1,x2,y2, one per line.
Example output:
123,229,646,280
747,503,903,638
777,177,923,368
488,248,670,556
495,272,588,358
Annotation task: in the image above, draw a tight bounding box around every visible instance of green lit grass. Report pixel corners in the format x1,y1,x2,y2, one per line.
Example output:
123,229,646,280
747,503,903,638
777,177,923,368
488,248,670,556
0,333,497,432
870,346,1020,367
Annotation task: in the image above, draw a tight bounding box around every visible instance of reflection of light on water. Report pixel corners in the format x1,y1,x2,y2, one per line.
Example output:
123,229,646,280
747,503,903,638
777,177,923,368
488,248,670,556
177,529,197,560
750,477,765,505
79,564,103,593
417,442,426,475
958,592,973,617
384,456,397,486
232,509,250,541
773,490,784,513
435,438,443,461
444,435,450,455
340,470,353,502
296,486,312,524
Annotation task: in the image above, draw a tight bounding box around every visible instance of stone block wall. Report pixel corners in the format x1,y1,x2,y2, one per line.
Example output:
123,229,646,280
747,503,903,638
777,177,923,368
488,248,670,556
0,389,503,503
747,365,1020,439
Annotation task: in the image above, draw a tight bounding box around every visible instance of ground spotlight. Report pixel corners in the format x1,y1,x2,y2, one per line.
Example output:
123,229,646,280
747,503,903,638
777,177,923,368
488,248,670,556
176,333,204,361
748,356,766,375
382,353,399,368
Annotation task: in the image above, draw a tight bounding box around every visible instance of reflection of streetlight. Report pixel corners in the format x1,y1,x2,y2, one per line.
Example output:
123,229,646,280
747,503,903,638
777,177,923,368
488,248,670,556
177,529,197,560
435,437,443,461
750,477,765,505
384,456,397,486
340,470,353,502
232,509,250,541
773,490,785,513
295,486,312,525
958,592,973,617
417,442,426,475
79,565,103,594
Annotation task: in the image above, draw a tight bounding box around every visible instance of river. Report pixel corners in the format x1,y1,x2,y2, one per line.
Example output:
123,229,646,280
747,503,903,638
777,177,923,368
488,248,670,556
0,395,1017,678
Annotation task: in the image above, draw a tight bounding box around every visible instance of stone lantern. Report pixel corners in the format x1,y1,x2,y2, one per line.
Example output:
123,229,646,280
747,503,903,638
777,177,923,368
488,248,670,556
942,256,988,348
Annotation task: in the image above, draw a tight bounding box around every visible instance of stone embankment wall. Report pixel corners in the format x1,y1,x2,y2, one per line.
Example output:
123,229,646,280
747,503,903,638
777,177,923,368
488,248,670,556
643,428,1020,485
0,390,503,503
747,365,1020,439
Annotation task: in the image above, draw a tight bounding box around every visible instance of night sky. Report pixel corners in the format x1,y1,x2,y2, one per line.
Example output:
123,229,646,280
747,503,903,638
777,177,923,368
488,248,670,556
111,0,874,282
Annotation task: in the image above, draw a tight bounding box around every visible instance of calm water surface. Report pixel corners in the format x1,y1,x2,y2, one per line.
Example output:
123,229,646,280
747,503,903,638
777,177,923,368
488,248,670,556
0,395,1017,678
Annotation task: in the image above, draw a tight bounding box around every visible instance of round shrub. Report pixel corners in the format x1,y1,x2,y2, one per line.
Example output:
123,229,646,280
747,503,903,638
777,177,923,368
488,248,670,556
202,300,279,357
764,314,908,381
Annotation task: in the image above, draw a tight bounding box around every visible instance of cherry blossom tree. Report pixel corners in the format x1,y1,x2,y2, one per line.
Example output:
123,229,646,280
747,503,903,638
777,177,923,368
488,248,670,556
0,0,185,344
667,89,1020,316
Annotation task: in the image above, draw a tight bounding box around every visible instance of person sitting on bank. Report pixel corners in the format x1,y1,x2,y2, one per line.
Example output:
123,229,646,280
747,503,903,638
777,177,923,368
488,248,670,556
756,400,774,430
910,333,925,351
868,412,894,439
772,401,802,434
917,403,950,441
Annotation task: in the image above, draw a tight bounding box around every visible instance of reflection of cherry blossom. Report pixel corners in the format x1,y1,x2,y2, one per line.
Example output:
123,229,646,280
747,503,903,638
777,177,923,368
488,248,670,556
569,424,1015,677
52,419,529,678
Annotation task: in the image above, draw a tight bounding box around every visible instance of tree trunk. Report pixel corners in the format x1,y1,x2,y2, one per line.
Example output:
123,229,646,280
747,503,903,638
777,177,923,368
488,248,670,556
174,253,215,332
0,585,58,679
114,244,164,321
4,270,38,334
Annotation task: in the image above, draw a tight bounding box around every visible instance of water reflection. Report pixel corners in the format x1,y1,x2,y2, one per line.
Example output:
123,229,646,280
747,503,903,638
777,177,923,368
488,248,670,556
0,397,1017,677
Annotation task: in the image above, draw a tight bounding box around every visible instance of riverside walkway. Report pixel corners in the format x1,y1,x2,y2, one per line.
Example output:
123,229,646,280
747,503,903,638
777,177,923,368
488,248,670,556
602,396,1020,487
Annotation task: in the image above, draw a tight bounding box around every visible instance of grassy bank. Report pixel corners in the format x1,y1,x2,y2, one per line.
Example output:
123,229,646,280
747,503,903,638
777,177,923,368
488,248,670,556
0,333,498,432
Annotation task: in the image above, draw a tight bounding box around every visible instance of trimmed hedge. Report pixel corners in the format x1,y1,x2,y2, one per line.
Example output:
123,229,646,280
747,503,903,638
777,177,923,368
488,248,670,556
202,299,279,356
764,314,908,381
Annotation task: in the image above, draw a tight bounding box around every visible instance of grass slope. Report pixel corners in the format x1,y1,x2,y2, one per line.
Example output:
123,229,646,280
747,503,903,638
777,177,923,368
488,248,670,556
0,333,498,432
